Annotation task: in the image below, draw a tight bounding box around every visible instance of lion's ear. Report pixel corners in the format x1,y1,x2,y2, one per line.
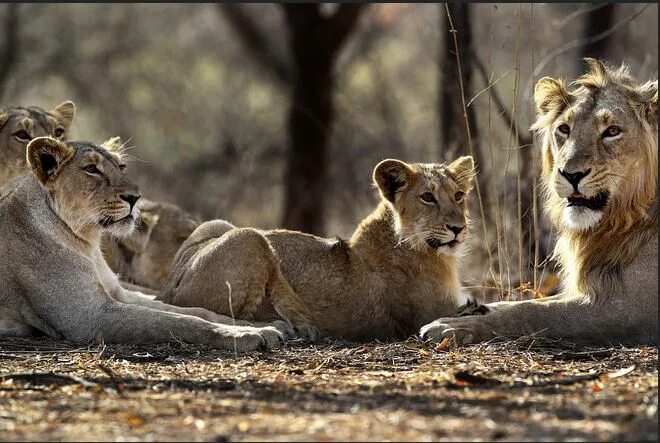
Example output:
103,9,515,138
447,155,475,193
636,79,658,122
373,159,413,203
534,77,569,117
26,137,75,184
51,100,76,130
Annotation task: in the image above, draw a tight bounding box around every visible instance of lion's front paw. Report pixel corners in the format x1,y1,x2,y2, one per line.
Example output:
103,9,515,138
211,325,284,351
420,316,494,346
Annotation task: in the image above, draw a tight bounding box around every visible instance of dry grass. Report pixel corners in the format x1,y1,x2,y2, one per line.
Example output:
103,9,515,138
0,336,657,441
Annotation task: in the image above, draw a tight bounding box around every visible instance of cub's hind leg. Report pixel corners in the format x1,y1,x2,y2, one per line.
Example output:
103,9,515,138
159,226,305,339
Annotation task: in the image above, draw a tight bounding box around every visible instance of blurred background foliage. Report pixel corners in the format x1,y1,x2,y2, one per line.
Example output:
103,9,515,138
1,3,657,299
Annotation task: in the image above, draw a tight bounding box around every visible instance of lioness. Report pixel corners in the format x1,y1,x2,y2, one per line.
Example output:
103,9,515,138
158,156,476,341
421,59,657,346
0,101,75,194
0,136,283,350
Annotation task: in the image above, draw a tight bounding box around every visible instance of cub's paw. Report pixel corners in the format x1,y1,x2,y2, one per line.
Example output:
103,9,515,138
211,325,284,351
420,316,494,346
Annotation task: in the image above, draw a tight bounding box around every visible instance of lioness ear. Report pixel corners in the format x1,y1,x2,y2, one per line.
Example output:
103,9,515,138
26,137,75,184
0,111,8,129
534,77,569,117
373,159,413,203
101,136,123,152
446,155,475,193
51,100,76,130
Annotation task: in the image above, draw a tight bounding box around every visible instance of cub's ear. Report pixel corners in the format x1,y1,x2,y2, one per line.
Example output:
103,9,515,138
26,137,75,184
51,100,76,129
447,155,475,193
534,77,569,117
373,159,413,203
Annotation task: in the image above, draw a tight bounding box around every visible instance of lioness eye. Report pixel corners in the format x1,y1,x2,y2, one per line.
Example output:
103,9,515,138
602,125,621,138
420,192,436,204
54,128,64,138
557,124,570,135
455,191,465,202
83,165,101,175
13,130,31,142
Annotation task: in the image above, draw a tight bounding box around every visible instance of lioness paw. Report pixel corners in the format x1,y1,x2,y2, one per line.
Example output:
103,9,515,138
211,325,283,351
293,322,321,343
420,316,492,346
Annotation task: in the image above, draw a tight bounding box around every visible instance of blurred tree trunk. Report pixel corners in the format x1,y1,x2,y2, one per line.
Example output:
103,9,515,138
281,4,366,235
0,4,20,100
439,4,491,220
580,4,616,61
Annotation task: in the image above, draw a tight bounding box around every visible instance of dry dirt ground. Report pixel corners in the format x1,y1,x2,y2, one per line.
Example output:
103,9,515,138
0,336,657,442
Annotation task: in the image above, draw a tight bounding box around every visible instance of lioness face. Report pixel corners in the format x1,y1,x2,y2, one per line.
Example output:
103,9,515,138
374,156,474,256
26,137,141,238
0,101,75,188
534,60,658,232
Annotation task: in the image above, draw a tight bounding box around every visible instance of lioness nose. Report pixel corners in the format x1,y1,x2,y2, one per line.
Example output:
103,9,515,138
559,168,591,189
120,192,141,210
447,225,465,236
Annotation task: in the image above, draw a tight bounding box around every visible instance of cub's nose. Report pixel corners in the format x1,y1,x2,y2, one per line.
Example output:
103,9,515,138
120,192,141,210
559,168,591,189
447,224,465,236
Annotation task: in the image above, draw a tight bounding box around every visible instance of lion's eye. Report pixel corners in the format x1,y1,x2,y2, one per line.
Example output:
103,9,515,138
13,130,31,142
420,192,436,204
54,128,64,138
83,164,101,175
454,191,465,202
557,124,570,136
602,125,621,138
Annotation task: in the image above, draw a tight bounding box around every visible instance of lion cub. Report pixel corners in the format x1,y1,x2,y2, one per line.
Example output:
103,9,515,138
158,157,476,341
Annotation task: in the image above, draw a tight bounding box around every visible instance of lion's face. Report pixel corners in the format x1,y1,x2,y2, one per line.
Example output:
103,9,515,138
374,156,474,256
533,59,658,232
0,101,75,188
26,137,140,239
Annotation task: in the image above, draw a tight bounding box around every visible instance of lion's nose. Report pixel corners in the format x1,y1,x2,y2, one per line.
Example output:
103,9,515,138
447,224,465,236
559,168,591,190
120,192,141,210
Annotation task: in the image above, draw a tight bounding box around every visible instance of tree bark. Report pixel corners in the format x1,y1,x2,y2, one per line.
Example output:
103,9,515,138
280,4,365,235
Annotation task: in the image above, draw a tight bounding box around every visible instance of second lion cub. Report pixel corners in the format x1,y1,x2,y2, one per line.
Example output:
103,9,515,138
158,157,476,341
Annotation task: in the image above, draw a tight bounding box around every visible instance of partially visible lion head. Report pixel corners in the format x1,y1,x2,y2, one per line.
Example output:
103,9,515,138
102,198,199,289
0,101,76,189
373,156,475,256
532,59,657,233
26,136,140,239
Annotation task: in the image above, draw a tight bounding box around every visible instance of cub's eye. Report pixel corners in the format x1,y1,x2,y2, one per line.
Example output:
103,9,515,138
83,164,101,175
420,192,436,204
454,191,465,202
602,125,621,138
118,164,127,172
557,124,570,135
13,130,31,142
54,128,64,138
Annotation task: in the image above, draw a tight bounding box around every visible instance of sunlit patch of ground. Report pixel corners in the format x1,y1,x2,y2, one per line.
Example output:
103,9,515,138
0,336,656,441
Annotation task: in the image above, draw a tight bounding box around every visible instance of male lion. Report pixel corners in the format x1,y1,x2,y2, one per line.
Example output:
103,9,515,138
0,136,283,350
158,156,476,341
0,101,75,194
421,59,657,346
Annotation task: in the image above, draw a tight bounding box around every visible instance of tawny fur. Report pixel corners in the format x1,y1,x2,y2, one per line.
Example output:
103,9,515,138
0,137,283,350
421,59,658,346
158,157,476,341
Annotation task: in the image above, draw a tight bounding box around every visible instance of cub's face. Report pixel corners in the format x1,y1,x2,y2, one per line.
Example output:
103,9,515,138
26,137,140,238
0,101,75,188
374,156,474,256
